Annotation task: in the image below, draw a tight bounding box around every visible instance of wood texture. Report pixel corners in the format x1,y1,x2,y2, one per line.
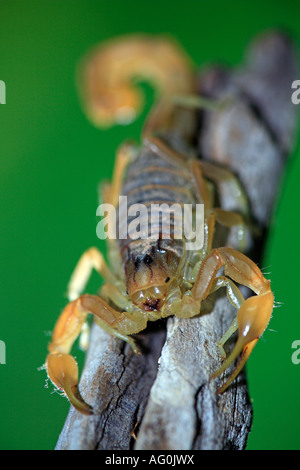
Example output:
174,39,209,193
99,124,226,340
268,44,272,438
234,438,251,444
55,30,299,450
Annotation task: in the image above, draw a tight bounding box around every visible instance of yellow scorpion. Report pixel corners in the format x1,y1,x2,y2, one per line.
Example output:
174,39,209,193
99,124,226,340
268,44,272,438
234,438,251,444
45,34,274,414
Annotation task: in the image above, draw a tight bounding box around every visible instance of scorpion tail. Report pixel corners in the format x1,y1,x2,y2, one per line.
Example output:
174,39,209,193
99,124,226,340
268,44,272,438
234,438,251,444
77,34,195,128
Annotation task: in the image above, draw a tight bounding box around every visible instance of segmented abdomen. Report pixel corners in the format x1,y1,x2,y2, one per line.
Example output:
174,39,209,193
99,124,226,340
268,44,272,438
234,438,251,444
117,147,196,266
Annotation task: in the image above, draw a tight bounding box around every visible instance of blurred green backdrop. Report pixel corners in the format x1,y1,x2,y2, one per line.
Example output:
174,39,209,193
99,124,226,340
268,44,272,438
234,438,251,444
1,0,300,450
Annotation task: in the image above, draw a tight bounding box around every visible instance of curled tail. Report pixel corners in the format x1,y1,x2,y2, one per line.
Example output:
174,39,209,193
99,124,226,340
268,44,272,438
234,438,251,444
77,34,195,128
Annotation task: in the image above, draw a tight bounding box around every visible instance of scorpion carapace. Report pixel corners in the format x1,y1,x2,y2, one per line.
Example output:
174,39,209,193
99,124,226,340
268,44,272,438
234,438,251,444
45,34,274,415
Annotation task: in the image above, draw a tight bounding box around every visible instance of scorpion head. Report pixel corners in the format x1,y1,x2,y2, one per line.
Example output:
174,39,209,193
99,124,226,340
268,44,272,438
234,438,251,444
125,250,178,312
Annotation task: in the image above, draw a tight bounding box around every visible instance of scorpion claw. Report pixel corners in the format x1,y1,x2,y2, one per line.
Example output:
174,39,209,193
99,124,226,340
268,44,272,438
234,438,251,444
211,338,258,394
211,290,274,393
46,353,93,415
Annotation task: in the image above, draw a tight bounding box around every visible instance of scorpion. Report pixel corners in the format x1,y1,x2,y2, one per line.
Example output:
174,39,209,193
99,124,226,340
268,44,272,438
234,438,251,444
45,34,274,415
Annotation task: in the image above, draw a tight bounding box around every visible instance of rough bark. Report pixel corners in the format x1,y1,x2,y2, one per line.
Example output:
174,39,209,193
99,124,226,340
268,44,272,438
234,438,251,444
55,30,299,450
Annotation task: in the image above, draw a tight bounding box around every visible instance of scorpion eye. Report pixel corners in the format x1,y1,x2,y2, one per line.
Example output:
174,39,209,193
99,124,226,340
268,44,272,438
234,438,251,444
165,277,170,283
143,254,153,265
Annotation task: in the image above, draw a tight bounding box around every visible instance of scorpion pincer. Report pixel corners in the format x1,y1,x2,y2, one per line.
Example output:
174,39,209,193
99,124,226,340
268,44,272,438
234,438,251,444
45,34,274,414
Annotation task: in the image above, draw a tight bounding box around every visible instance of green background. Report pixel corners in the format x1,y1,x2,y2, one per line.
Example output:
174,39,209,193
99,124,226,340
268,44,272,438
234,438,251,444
1,0,300,450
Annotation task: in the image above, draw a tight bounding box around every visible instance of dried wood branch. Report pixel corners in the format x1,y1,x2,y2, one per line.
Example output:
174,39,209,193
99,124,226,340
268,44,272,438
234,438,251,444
55,30,298,450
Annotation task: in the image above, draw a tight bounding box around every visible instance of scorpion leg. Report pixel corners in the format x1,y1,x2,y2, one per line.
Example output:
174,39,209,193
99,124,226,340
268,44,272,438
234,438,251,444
197,160,250,217
187,159,212,209
67,246,129,350
208,275,245,359
107,140,139,207
187,160,247,251
191,246,274,393
209,208,247,252
67,246,118,301
46,294,146,413
99,140,139,271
